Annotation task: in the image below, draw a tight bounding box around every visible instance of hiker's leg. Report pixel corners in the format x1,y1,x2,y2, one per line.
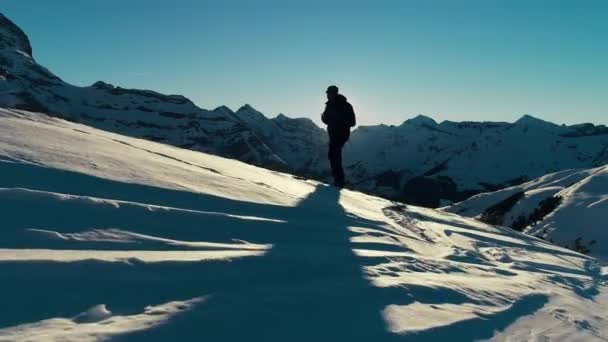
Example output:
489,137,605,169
334,141,345,186
328,140,341,183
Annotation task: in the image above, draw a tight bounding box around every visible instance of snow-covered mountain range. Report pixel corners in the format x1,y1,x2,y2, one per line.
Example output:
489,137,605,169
1,107,607,341
0,13,296,171
1,12,607,208
443,166,608,259
346,115,608,206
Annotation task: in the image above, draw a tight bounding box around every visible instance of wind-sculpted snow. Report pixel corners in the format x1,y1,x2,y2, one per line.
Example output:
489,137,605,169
0,298,205,342
0,108,606,341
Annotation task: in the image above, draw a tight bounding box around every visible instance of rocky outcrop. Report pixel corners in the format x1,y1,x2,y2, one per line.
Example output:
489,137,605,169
0,13,32,56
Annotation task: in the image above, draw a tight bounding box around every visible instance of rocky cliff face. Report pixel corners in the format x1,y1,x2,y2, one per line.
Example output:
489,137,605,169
1,12,607,207
0,14,31,56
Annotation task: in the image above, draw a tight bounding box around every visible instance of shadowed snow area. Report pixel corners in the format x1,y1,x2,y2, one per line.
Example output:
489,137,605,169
0,108,606,341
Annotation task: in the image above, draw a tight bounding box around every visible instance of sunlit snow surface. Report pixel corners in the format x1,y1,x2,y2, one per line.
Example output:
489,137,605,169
0,108,606,341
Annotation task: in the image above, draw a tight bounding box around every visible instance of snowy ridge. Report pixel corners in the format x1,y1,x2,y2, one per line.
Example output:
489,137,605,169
0,108,607,340
443,166,608,259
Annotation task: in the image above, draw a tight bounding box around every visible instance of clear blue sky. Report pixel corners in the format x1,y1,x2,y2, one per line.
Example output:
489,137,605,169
2,0,607,126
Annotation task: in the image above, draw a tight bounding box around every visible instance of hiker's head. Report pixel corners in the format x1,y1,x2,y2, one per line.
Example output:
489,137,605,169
326,85,339,101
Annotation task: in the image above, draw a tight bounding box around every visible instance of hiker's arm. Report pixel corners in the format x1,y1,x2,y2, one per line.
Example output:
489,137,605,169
321,107,328,125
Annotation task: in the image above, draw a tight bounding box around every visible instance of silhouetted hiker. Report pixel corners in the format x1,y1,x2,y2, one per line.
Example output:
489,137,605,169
321,85,356,188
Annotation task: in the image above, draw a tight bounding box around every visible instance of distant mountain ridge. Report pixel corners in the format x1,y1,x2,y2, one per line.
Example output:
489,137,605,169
348,113,608,204
0,13,296,171
1,12,607,206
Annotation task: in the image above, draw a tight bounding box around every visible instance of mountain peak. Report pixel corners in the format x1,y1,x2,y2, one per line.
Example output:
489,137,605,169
236,104,259,114
514,114,557,128
91,81,115,90
515,114,546,124
273,113,317,127
212,105,235,116
403,114,437,126
236,104,270,124
0,13,33,57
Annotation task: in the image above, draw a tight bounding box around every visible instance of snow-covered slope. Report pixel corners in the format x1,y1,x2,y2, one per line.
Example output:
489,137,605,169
1,108,607,341
443,166,608,260
1,12,607,208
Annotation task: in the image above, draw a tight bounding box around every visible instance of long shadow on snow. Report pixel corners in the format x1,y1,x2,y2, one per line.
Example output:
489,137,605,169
0,188,405,340
115,185,408,341
114,186,551,342
0,162,553,340
0,162,402,340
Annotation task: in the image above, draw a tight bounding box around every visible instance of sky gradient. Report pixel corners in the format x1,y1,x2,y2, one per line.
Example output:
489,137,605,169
2,0,607,126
